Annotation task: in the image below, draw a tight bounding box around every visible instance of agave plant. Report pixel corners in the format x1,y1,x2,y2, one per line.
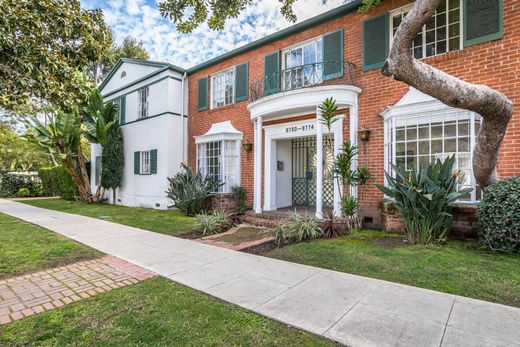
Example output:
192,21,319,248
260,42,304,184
376,155,472,245
166,164,223,216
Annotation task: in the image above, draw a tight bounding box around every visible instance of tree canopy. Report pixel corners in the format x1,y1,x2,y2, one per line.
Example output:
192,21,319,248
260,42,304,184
0,125,51,173
159,0,381,33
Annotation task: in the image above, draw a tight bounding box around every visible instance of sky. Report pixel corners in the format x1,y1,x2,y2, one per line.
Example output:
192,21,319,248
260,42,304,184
80,0,351,69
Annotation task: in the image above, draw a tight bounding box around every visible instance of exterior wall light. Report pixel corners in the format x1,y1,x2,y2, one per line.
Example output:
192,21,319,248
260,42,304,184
242,141,253,152
359,128,371,142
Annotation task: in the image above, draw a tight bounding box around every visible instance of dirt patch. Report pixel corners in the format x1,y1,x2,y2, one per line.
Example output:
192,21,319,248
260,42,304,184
241,240,279,254
213,226,264,245
176,230,204,239
371,237,408,250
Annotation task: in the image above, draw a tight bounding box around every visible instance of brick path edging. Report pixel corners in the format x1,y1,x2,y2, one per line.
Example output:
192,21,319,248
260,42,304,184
0,256,155,325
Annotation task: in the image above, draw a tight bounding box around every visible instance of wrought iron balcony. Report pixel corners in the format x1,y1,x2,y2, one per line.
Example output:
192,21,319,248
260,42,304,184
249,60,357,102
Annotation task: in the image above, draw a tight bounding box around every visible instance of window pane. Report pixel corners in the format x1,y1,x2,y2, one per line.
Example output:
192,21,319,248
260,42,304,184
396,129,405,141
406,127,417,141
419,140,430,155
444,122,456,137
396,142,406,156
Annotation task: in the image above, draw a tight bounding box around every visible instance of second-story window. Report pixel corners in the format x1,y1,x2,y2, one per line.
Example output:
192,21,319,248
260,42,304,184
211,68,234,109
391,0,461,59
282,37,323,91
138,87,149,118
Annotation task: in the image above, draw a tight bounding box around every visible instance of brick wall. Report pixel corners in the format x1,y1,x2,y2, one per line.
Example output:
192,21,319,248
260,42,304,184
207,193,239,213
188,0,520,226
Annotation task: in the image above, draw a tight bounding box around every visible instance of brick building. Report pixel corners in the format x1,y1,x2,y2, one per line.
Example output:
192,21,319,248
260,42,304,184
96,0,517,232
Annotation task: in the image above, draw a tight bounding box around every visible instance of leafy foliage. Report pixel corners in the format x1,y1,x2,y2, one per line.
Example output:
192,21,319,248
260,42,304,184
318,97,339,132
82,89,117,146
321,211,347,239
159,0,384,33
477,176,520,253
376,156,471,245
0,125,51,173
38,166,78,200
166,164,223,216
262,224,292,247
0,173,42,198
231,185,251,215
16,188,31,198
341,196,362,231
0,0,111,112
195,211,232,236
101,123,124,198
287,212,323,242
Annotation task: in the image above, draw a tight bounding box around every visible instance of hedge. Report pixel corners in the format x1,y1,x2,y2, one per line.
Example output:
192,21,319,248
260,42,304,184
0,173,42,198
38,166,77,200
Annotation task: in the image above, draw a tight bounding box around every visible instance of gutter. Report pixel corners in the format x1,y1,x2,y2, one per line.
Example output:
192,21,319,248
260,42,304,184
181,71,187,163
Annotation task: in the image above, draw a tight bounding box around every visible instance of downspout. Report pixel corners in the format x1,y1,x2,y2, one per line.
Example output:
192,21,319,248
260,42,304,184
181,71,187,164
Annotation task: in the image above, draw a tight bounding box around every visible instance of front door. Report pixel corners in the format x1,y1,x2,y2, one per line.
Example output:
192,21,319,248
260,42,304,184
292,136,334,207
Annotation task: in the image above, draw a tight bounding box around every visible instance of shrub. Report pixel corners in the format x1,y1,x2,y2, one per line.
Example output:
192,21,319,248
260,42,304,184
0,173,42,198
166,164,223,216
341,196,361,231
286,212,323,242
16,188,31,197
231,185,251,215
195,211,232,236
261,224,292,246
377,155,471,245
38,166,77,200
321,210,347,238
477,176,520,253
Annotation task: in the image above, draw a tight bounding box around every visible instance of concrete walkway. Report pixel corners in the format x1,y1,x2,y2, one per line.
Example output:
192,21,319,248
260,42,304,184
1,199,519,347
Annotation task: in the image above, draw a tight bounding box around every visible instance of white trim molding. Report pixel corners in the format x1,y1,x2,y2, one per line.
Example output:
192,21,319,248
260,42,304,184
194,120,243,144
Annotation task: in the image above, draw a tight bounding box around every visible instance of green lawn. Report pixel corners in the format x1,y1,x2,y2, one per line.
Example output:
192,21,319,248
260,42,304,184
0,213,101,279
22,198,196,236
266,230,520,307
0,277,333,346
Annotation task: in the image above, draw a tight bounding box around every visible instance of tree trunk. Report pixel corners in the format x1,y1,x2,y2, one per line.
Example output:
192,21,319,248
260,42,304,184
63,160,90,202
381,0,513,187
76,145,95,202
112,188,116,205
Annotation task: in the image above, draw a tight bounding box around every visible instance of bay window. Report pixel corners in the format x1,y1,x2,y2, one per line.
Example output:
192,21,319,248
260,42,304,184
384,108,482,202
197,140,240,192
391,0,462,59
211,68,235,109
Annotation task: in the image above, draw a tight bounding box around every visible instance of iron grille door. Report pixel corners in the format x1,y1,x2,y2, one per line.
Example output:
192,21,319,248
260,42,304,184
292,136,334,207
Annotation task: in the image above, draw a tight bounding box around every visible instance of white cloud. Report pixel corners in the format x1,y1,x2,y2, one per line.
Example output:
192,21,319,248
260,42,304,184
81,0,350,69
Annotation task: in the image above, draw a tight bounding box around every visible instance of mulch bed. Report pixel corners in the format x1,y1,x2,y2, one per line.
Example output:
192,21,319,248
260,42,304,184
176,230,204,239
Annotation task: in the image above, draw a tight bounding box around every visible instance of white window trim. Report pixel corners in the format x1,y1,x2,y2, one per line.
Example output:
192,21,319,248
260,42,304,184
196,140,241,193
138,87,149,119
210,66,235,110
281,35,323,70
140,150,151,175
382,94,482,203
389,0,464,59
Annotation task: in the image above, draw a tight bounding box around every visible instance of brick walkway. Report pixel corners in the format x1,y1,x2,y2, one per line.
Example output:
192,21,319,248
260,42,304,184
0,256,155,325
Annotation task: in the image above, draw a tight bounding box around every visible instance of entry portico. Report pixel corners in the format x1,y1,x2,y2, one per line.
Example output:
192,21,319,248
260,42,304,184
247,84,362,218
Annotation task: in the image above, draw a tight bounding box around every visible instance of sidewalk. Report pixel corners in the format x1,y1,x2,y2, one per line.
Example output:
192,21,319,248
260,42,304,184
1,199,518,347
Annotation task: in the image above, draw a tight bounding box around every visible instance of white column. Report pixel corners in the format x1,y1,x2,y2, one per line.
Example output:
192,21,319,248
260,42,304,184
333,116,344,216
349,104,358,199
316,106,323,219
263,138,276,211
254,117,263,213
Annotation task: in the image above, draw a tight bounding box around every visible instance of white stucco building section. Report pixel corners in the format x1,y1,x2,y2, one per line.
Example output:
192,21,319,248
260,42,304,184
90,59,187,209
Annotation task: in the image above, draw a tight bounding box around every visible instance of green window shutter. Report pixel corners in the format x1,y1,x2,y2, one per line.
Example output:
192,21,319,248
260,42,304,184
263,51,280,95
150,149,157,174
235,62,249,102
464,0,503,47
362,13,389,72
197,77,208,111
323,29,344,80
119,96,126,124
134,151,140,174
95,156,101,186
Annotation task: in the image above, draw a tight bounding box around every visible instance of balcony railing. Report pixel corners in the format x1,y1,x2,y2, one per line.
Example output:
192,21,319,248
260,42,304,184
250,60,357,102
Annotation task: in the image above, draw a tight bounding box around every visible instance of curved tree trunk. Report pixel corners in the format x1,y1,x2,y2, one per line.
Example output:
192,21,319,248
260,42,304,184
381,0,513,187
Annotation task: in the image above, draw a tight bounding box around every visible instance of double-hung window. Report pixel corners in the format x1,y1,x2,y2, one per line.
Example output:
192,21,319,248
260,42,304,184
138,87,149,118
282,37,323,91
140,150,151,175
197,140,240,192
211,68,234,109
391,0,462,59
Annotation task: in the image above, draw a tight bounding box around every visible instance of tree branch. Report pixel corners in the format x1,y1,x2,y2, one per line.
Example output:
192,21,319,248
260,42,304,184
382,0,513,187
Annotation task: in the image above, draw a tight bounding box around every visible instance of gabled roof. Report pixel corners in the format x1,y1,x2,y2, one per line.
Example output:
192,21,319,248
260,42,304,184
187,0,362,74
99,58,186,92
